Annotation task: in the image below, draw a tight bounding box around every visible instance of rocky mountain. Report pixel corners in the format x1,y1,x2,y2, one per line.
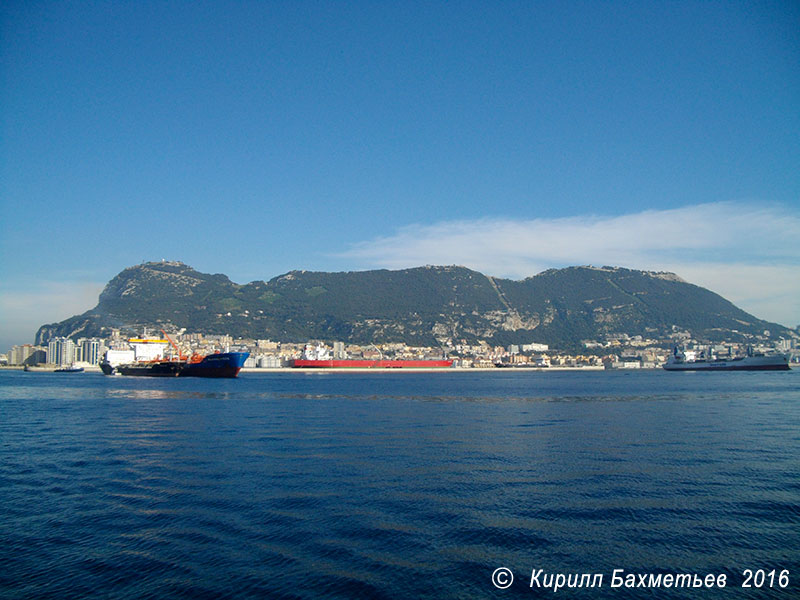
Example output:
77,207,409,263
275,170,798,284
36,261,792,350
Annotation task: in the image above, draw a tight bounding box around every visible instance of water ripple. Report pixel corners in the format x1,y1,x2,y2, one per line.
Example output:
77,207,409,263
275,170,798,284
1,370,798,599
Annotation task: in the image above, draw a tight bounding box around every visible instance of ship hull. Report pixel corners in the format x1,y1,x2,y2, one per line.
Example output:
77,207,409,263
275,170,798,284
291,359,453,369
663,355,790,371
117,361,186,377
180,352,249,378
103,352,249,378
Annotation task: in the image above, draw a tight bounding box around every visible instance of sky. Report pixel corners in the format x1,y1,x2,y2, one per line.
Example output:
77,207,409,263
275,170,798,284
1,0,798,349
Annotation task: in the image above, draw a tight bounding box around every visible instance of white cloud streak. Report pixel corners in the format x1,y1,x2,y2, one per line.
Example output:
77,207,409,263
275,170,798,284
0,281,105,349
339,202,800,327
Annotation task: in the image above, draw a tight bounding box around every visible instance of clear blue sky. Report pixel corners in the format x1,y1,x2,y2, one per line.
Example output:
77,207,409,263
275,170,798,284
1,1,798,348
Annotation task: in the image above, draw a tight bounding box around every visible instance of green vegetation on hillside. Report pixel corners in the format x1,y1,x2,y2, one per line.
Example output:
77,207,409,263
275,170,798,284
35,262,790,349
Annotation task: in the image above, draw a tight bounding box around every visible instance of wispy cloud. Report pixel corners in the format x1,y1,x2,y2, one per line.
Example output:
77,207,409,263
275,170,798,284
339,202,800,327
0,281,104,349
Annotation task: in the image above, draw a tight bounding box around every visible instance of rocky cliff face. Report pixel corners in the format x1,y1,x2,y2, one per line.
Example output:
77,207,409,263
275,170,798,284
36,261,790,349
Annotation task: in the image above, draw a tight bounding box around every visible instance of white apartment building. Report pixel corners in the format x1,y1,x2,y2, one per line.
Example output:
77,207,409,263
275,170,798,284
47,337,75,366
79,338,102,365
8,344,44,365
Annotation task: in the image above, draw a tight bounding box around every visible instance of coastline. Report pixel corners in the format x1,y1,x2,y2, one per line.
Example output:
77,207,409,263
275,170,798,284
0,365,103,373
239,365,607,373
1,365,612,374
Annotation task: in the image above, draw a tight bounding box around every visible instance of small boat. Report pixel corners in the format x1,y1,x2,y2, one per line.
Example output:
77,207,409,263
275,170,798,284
54,365,85,373
663,346,790,371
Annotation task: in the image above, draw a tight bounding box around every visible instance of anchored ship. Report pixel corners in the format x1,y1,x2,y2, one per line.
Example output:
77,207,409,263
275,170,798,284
291,344,453,369
54,365,85,373
100,331,248,378
181,352,249,377
663,347,790,371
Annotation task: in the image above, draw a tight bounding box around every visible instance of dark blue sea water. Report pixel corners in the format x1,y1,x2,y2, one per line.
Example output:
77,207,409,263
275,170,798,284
1,369,798,599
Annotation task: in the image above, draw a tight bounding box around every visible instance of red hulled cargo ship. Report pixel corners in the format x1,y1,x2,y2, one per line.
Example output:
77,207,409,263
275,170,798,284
291,358,453,368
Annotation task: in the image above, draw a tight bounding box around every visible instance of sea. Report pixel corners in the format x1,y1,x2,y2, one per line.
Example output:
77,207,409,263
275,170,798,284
1,368,798,599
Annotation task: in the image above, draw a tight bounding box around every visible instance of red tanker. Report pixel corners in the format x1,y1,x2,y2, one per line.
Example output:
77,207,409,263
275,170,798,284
291,358,453,368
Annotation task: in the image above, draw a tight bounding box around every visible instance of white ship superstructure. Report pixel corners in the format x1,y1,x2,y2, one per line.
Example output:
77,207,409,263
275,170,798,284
100,337,171,374
664,346,790,371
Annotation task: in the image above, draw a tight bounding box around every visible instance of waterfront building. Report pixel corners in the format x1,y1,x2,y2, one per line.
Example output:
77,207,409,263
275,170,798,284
533,354,550,367
258,355,283,368
47,337,75,366
80,338,102,365
8,344,43,365
523,342,549,352
333,341,346,359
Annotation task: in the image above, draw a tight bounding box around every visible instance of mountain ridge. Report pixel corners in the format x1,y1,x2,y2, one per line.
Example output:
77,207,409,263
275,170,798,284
35,261,792,350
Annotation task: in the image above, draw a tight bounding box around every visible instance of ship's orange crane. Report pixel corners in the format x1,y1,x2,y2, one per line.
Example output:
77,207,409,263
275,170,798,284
160,329,207,363
160,329,187,361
